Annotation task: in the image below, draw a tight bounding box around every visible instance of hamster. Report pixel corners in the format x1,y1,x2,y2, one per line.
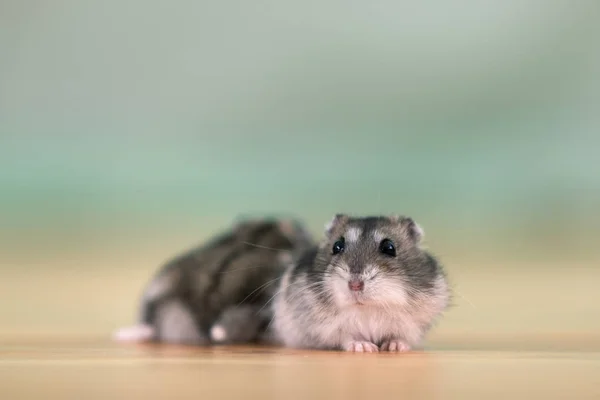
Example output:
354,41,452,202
272,214,450,353
114,217,314,346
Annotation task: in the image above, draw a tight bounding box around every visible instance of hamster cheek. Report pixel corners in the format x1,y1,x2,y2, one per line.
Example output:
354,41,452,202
370,276,409,308
328,274,353,307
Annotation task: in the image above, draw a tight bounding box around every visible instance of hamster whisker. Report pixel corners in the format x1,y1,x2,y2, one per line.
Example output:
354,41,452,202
240,241,288,252
285,282,325,300
284,284,332,308
452,288,476,309
255,293,281,316
256,279,326,317
253,283,294,316
270,279,324,304
235,276,283,307
265,312,279,333
303,270,334,278
218,265,273,274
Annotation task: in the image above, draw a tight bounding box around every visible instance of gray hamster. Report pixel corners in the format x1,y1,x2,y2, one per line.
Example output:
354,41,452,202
272,214,450,352
114,217,314,345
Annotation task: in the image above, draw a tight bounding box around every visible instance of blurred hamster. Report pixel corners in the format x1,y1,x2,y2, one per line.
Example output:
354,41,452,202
272,214,450,352
114,217,314,345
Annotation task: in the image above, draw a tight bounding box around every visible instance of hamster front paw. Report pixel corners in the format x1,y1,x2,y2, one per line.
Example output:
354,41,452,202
380,339,411,352
342,341,379,353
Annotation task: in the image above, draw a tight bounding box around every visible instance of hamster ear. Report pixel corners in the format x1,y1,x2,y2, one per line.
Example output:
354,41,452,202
324,214,349,235
277,219,296,238
389,214,401,223
277,218,311,242
399,217,424,243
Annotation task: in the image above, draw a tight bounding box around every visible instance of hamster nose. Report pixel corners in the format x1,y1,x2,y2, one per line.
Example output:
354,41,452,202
348,279,364,292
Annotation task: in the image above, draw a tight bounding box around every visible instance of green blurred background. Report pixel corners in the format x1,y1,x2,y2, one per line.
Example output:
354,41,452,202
1,1,599,345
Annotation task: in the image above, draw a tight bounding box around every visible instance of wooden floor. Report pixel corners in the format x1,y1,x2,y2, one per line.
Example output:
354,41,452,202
2,254,600,399
1,336,599,399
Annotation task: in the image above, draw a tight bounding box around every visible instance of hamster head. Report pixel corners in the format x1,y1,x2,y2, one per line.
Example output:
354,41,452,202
317,214,441,309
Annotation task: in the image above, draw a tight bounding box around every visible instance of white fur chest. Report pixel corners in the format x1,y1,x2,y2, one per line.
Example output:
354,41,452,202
316,305,423,347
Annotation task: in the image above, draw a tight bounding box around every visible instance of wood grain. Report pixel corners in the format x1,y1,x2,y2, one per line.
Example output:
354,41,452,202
1,257,599,399
1,339,599,400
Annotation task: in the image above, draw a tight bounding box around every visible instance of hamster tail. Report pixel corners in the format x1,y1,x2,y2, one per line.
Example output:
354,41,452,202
112,324,155,343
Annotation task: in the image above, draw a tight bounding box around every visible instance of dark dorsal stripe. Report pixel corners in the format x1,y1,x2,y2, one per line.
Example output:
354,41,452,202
215,222,278,278
198,222,279,332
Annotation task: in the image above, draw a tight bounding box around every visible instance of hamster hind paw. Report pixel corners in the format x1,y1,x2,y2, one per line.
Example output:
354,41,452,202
380,339,411,352
210,324,228,343
343,341,379,353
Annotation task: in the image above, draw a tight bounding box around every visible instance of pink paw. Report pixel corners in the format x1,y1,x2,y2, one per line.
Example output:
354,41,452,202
380,339,411,352
343,341,379,353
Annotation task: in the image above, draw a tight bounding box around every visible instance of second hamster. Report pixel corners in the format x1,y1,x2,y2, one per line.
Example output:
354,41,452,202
114,217,314,345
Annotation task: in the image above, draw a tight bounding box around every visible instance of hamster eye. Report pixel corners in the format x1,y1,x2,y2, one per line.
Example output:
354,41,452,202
332,237,345,255
379,239,396,257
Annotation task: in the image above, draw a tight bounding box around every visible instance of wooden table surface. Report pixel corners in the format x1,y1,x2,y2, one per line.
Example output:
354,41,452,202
2,254,599,399
1,336,599,400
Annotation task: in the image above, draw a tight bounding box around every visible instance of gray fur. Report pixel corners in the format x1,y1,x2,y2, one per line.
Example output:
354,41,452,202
116,217,314,345
272,214,451,352
210,305,267,344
